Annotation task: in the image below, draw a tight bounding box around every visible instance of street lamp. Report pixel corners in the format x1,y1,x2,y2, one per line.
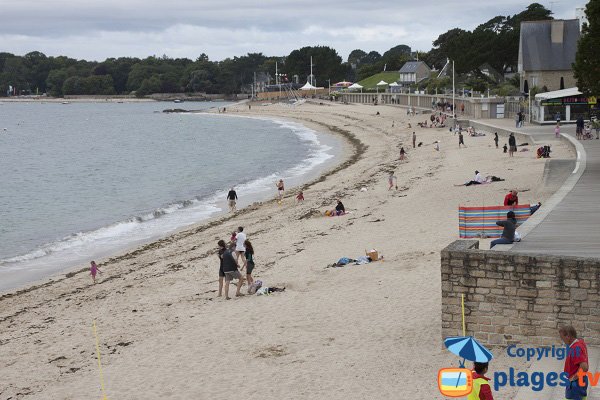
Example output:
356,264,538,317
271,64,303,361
327,79,331,96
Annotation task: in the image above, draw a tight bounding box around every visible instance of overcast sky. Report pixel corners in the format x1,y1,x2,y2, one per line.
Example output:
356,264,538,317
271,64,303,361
0,0,586,62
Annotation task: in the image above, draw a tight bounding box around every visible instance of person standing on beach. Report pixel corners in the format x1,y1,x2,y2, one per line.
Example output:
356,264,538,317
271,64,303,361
217,240,227,297
90,261,102,284
235,226,247,268
494,132,499,149
388,172,397,190
243,239,255,292
559,325,589,400
412,132,416,148
508,133,517,157
276,179,284,203
458,131,465,148
226,187,238,212
222,243,244,299
399,147,406,161
296,191,304,203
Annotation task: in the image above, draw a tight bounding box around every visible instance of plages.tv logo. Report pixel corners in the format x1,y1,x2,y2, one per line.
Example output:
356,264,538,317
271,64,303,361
438,336,494,397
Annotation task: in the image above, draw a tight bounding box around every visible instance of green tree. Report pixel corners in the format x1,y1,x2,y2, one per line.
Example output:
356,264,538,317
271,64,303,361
62,76,84,95
136,75,161,97
347,49,367,67
574,0,600,95
381,45,412,71
284,46,346,86
46,69,69,96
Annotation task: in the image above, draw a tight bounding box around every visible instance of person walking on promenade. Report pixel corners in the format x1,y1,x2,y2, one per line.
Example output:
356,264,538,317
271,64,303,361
226,187,238,212
576,116,585,140
494,132,499,149
459,131,465,148
90,261,102,284
559,325,589,400
276,179,284,203
555,122,561,139
216,240,227,297
508,133,517,157
412,132,416,148
490,211,517,248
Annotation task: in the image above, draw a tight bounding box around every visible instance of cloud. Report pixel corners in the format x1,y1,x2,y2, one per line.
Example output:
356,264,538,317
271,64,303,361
0,0,585,61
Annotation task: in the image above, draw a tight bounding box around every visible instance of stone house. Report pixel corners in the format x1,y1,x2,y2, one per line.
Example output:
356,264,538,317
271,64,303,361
518,19,580,93
398,61,431,85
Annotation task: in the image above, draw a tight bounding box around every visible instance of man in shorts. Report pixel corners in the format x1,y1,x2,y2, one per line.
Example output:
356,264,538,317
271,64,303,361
222,243,244,299
226,187,238,212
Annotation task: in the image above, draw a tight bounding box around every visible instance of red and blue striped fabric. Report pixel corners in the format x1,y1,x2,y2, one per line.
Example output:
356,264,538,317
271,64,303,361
459,205,531,238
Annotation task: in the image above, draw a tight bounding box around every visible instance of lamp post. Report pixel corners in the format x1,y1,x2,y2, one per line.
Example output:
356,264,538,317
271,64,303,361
327,79,331,96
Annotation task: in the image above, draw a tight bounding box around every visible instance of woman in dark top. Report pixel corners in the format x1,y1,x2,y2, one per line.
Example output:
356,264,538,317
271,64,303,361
490,211,517,248
494,132,499,149
244,239,255,291
335,200,345,215
217,240,227,297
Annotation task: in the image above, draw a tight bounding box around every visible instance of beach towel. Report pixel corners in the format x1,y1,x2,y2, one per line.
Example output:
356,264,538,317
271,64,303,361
458,204,531,238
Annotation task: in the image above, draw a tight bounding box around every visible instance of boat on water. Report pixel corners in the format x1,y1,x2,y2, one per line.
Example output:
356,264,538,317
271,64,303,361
61,101,70,104
173,99,183,103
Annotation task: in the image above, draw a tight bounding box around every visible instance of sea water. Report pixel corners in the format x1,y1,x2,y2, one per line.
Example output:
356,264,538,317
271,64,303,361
0,101,341,291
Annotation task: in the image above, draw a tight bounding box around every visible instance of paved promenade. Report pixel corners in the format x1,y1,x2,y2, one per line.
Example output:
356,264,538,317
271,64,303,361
473,118,600,258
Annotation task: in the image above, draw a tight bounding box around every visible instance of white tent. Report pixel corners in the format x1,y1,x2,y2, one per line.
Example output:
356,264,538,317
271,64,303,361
389,82,399,87
376,80,388,94
300,81,318,91
348,83,363,89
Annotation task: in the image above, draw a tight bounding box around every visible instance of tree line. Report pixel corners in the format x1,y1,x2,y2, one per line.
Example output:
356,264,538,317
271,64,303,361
0,2,597,97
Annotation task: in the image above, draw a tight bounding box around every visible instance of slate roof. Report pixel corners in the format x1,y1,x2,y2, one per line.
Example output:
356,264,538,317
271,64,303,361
519,19,580,71
399,61,430,73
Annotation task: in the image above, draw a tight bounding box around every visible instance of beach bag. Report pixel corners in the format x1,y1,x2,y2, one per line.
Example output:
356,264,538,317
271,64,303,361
514,231,522,242
366,249,378,261
249,280,263,294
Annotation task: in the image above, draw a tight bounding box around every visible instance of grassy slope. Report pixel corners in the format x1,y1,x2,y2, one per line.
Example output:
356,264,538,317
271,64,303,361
357,72,400,89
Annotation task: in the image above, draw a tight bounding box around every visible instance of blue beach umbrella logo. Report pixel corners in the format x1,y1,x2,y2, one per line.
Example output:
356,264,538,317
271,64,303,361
438,336,494,397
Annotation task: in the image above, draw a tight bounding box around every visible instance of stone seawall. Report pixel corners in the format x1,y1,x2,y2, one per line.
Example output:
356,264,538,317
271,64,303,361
441,240,600,346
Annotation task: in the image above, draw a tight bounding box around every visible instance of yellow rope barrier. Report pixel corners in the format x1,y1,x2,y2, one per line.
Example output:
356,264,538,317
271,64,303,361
461,294,466,336
93,320,109,400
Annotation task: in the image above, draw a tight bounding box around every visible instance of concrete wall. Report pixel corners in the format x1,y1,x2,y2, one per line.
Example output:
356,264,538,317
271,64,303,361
441,240,600,346
341,93,505,119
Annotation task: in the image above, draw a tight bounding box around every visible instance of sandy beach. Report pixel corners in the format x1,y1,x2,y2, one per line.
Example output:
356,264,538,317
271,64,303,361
0,101,574,399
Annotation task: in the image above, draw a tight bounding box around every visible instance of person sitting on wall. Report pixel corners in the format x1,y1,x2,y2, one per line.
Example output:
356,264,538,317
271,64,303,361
490,211,517,248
